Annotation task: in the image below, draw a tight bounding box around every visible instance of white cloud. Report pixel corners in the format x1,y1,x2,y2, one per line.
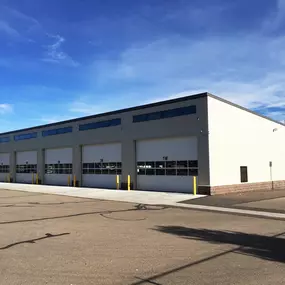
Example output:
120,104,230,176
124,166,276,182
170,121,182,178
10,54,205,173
43,34,79,67
0,104,13,115
89,32,285,122
69,101,105,115
0,20,20,38
0,5,41,41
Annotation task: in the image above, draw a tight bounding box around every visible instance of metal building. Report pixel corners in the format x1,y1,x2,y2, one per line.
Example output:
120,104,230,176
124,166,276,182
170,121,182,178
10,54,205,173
0,92,284,195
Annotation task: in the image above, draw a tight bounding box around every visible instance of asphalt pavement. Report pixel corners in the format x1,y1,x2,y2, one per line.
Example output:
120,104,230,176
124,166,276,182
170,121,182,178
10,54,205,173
0,189,285,285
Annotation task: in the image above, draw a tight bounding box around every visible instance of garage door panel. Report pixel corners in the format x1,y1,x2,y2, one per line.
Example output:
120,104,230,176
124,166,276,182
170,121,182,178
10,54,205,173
82,143,121,188
16,151,37,184
0,174,7,182
45,148,72,164
0,153,10,165
137,176,194,192
45,174,71,186
44,148,73,186
0,153,10,182
136,137,198,193
16,151,37,164
16,173,36,184
137,137,197,161
82,175,118,189
82,143,121,162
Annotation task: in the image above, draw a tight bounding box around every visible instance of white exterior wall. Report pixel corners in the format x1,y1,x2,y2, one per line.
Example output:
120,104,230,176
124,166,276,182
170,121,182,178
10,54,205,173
208,97,285,186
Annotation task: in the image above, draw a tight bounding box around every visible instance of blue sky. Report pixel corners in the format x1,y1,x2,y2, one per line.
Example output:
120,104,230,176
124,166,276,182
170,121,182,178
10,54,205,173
0,0,285,132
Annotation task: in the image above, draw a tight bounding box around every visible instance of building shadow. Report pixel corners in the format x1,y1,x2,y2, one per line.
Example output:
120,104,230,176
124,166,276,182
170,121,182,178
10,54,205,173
131,226,285,285
153,226,285,263
0,232,70,250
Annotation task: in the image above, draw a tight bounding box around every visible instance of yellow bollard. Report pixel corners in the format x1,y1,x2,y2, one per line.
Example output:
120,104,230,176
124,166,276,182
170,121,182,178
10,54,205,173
127,175,131,191
32,173,34,184
8,173,10,183
193,176,197,195
73,175,76,187
36,173,39,185
116,175,120,190
67,175,70,186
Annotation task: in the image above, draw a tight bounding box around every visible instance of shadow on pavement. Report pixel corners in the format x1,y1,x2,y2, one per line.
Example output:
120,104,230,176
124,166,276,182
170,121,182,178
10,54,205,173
131,226,285,285
0,233,70,250
154,226,285,263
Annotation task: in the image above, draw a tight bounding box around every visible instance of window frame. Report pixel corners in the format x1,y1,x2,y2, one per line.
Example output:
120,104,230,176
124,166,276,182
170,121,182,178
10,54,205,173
14,132,37,141
79,118,121,131
42,126,73,137
133,105,197,123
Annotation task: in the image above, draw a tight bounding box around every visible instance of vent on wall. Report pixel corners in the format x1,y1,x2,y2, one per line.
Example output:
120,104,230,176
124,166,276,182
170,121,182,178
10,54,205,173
240,166,248,183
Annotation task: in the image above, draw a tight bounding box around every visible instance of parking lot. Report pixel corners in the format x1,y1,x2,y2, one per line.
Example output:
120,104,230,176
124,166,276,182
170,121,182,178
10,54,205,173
0,189,285,285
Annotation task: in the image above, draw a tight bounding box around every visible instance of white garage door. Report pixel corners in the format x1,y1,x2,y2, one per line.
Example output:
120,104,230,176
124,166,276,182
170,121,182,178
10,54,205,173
45,148,72,186
0,153,10,182
82,143,121,189
16,151,37,184
136,137,198,193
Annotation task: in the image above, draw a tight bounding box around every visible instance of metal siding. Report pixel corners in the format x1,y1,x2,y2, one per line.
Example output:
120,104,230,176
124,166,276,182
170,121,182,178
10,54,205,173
0,96,210,192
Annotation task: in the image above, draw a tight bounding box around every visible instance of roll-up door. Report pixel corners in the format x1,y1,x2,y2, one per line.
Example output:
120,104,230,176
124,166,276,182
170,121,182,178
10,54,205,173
136,137,198,193
45,148,73,186
16,151,37,184
0,153,10,182
82,143,121,189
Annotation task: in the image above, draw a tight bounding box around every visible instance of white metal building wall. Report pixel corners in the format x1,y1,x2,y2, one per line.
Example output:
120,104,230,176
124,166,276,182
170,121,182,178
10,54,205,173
136,137,198,193
44,148,73,186
208,96,285,186
0,153,10,182
16,151,37,184
82,143,121,188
